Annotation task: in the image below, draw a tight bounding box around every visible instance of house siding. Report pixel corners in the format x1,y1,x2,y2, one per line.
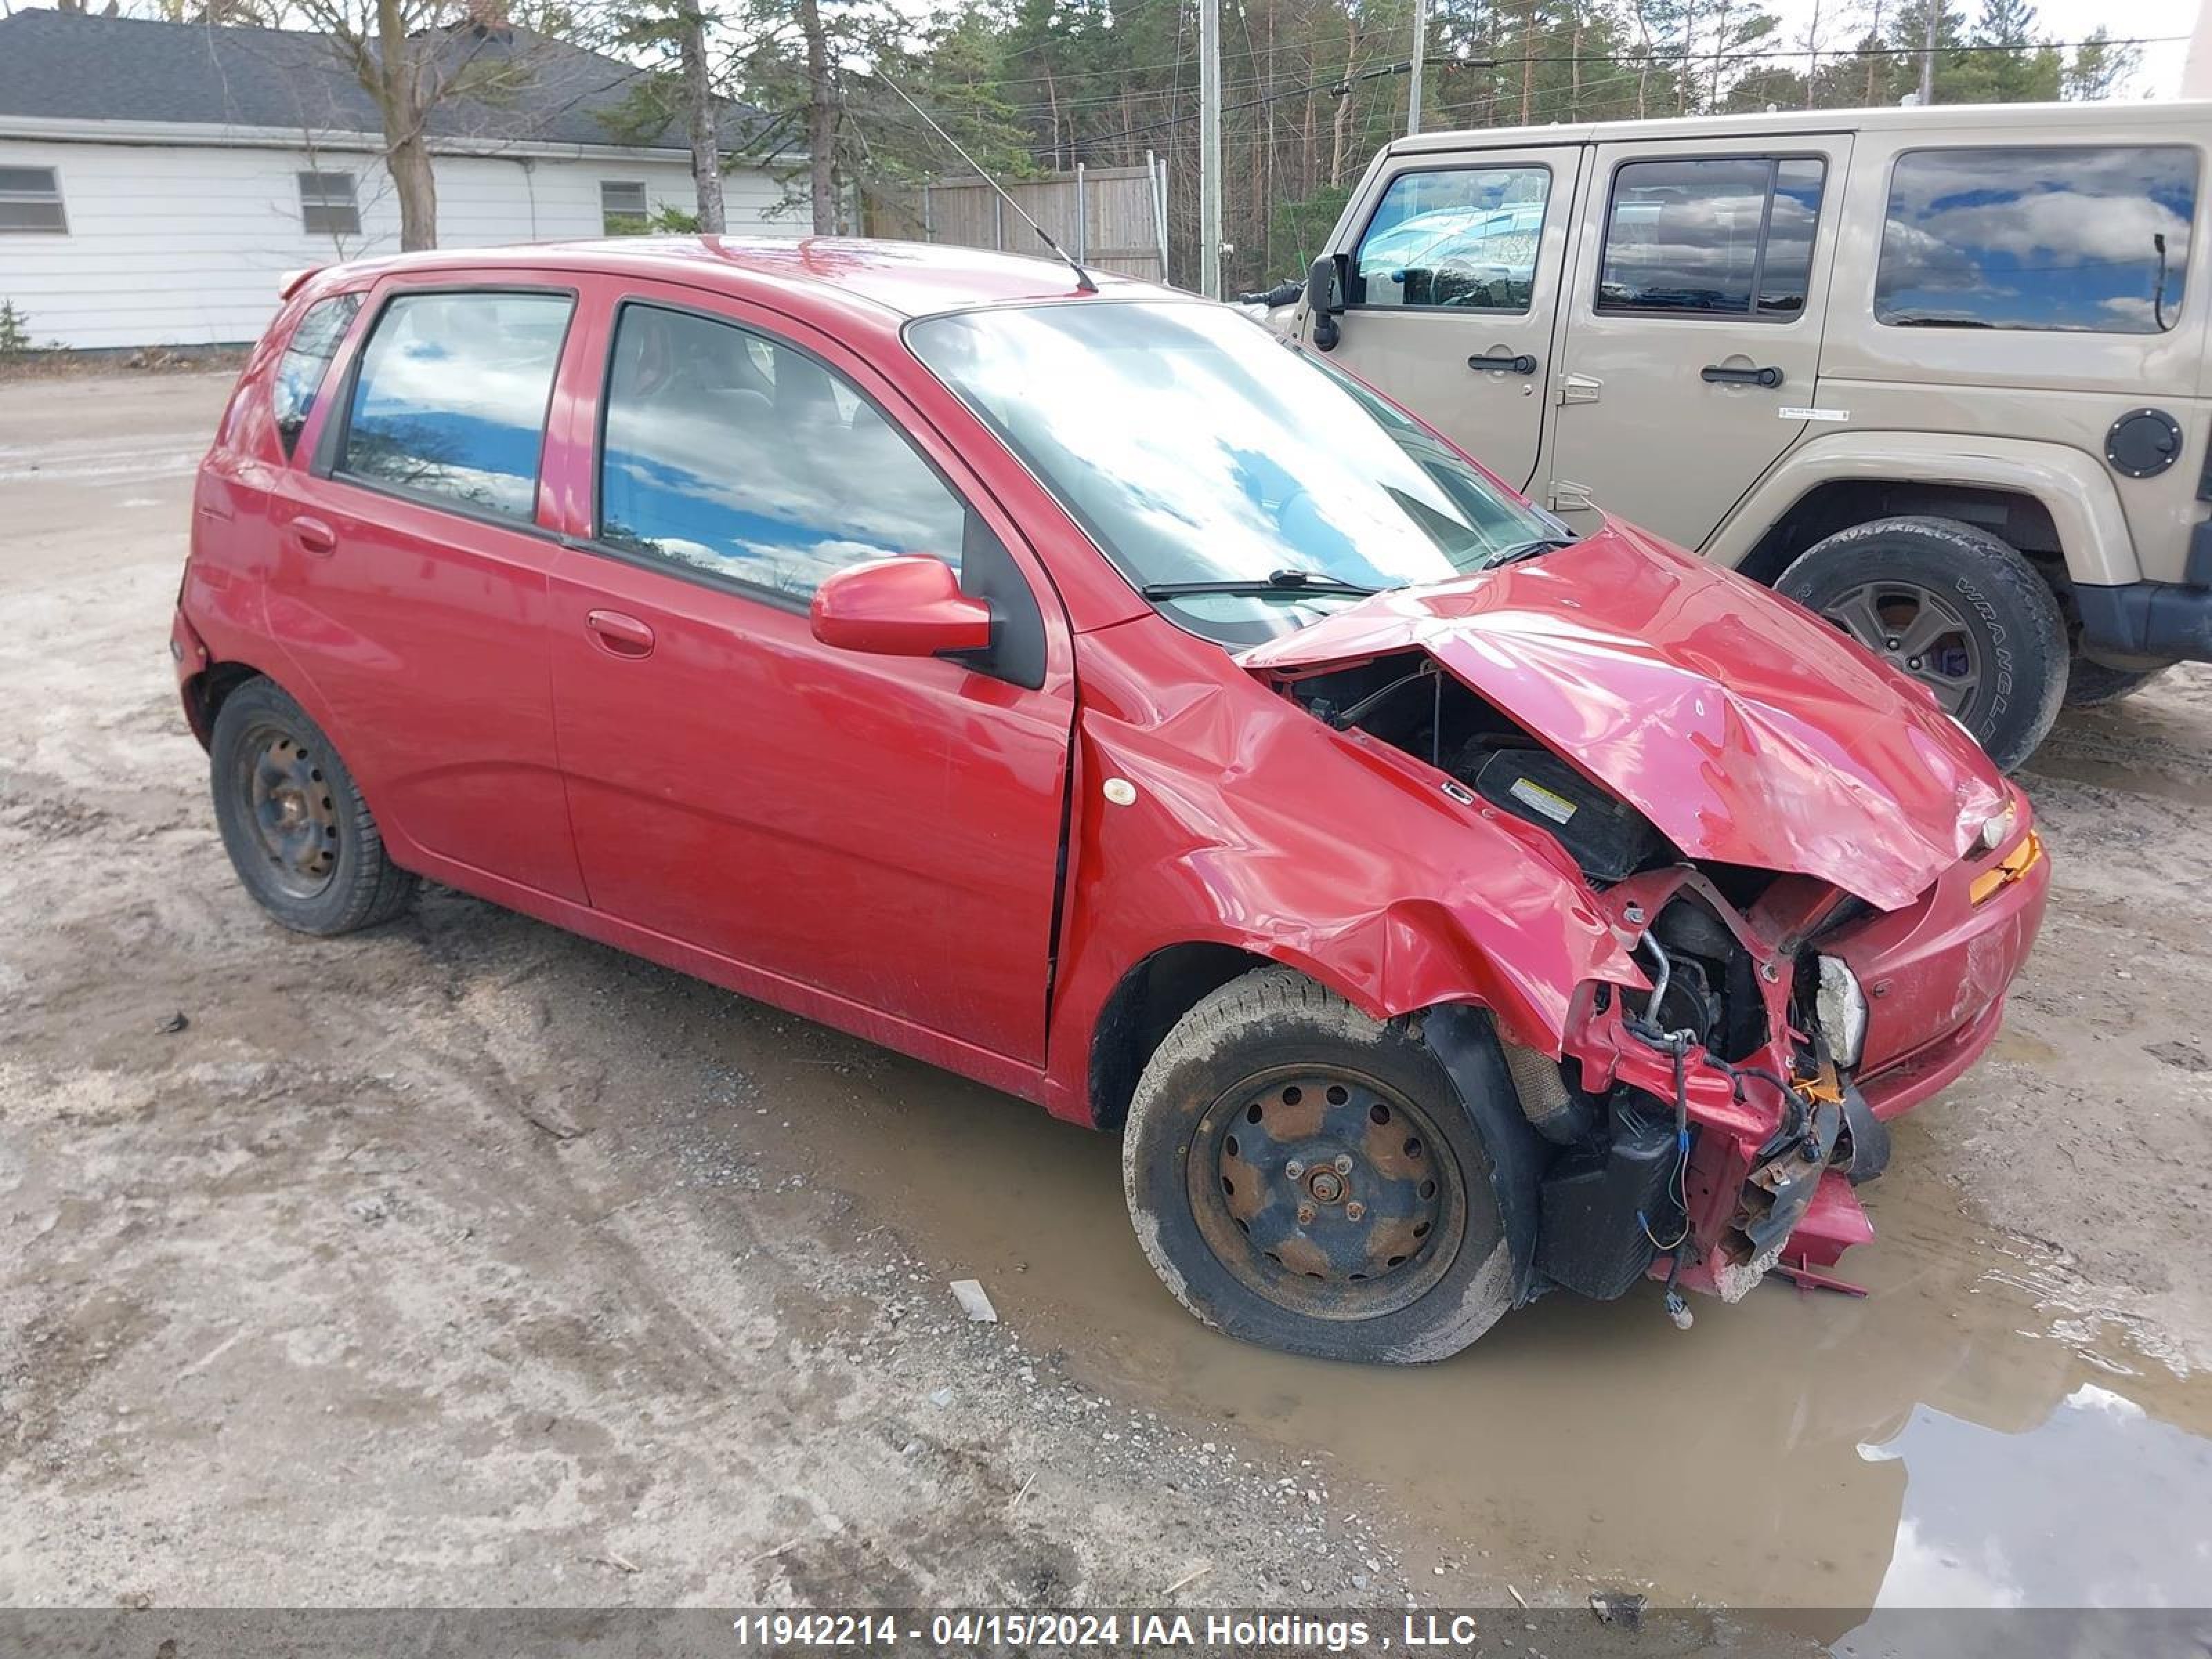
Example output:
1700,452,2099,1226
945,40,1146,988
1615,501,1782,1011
0,136,799,349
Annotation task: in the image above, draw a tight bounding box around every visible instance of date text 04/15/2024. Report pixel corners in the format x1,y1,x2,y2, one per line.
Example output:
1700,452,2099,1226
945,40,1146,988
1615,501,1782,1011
727,1612,1510,1652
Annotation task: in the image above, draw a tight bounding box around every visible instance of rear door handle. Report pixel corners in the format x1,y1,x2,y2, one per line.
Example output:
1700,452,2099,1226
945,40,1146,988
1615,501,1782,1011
290,515,337,555
1701,363,1785,388
1468,352,1539,375
585,609,656,659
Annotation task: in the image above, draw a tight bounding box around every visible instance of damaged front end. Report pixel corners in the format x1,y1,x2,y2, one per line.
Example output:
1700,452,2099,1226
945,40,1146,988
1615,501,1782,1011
1254,618,2045,1313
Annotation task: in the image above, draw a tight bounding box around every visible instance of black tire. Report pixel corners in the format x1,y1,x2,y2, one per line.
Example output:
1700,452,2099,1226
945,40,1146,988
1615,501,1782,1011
2064,657,2174,709
1774,516,2068,771
1122,966,1512,1363
209,677,418,936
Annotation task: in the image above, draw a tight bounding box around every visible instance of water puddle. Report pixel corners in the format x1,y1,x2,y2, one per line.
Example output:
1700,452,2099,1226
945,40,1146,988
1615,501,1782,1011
761,1041,2212,1627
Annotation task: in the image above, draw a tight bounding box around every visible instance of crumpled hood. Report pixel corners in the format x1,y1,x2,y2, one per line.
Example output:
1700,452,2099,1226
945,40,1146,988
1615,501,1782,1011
1238,525,2009,911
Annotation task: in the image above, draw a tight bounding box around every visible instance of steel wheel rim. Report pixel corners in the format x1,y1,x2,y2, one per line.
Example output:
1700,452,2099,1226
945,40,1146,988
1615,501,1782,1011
237,720,339,899
1820,579,1983,717
1186,1064,1467,1322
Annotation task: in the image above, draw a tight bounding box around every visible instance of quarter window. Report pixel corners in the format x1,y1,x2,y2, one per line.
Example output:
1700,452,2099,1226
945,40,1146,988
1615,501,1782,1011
1876,146,2197,334
0,166,66,234
337,290,573,521
597,303,967,598
601,180,650,235
1351,166,1551,311
1597,156,1826,319
298,171,361,236
272,292,362,456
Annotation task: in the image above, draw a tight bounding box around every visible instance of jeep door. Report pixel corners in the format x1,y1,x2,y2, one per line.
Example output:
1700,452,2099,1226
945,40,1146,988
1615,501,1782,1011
1305,145,1584,491
1544,133,1853,547
542,282,1075,1073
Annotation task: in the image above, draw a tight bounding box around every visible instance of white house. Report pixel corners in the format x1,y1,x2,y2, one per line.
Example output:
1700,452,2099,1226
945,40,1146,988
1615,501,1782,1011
0,8,803,349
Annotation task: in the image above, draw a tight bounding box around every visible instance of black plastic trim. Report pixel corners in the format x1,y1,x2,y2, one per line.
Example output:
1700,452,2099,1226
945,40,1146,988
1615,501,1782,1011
1421,1004,1548,1307
2076,579,2212,664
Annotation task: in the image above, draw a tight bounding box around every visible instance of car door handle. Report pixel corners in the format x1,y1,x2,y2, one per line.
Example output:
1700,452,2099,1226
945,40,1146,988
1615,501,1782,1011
1468,352,1539,375
585,609,656,659
1701,363,1785,388
290,515,337,555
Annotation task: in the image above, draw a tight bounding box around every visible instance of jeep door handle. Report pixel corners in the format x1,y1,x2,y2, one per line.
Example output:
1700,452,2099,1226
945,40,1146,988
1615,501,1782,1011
1701,363,1784,388
1468,352,1539,375
585,609,656,659
290,515,337,556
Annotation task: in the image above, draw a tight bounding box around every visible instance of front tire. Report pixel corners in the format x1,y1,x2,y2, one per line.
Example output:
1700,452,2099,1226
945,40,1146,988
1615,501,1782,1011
1122,966,1512,1363
1774,516,2068,771
209,678,418,936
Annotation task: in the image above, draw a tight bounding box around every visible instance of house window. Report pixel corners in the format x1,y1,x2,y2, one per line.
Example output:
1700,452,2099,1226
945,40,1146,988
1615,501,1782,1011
601,180,650,236
0,167,66,234
298,171,360,236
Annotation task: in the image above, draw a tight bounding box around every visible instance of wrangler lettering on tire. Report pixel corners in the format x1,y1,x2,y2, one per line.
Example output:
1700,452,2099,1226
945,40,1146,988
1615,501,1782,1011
1775,516,2068,771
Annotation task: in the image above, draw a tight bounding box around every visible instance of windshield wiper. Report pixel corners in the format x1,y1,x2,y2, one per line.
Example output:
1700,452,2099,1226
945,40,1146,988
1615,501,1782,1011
1485,535,1580,569
1140,568,1381,600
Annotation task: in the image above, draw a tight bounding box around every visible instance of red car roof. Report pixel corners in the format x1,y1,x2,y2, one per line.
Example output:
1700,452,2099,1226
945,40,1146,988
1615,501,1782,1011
319,235,1159,321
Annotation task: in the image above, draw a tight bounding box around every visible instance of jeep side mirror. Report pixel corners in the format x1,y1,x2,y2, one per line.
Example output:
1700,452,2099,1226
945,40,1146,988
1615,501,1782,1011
1306,253,1348,351
810,556,993,659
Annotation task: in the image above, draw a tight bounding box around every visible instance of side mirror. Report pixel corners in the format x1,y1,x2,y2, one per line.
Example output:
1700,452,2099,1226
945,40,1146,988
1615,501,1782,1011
810,556,993,659
1306,252,1348,351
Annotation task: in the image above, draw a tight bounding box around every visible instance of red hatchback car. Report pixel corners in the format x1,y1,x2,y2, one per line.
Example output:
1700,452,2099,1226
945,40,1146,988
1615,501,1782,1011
175,238,2050,1362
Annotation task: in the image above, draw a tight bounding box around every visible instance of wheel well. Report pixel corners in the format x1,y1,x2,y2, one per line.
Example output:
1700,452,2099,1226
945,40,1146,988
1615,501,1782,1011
1734,480,2065,590
1087,943,1275,1132
183,661,266,747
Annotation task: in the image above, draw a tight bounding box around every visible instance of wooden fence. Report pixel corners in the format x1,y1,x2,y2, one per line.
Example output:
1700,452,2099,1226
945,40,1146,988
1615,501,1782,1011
865,159,1172,285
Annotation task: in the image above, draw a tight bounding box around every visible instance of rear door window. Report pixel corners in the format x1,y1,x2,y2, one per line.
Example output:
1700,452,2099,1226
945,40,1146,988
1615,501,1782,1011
335,290,574,521
1875,146,2197,333
1351,166,1552,311
271,292,361,456
594,302,967,599
1597,155,1826,319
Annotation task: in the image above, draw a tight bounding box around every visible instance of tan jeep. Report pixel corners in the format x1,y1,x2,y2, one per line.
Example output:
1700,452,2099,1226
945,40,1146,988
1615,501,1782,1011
1288,101,2211,768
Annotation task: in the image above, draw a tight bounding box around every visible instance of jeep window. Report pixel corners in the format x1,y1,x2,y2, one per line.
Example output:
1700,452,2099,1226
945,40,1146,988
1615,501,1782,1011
337,290,572,521
908,300,1563,647
597,302,966,598
1597,156,1826,319
1875,146,2197,334
271,292,361,457
1351,166,1550,311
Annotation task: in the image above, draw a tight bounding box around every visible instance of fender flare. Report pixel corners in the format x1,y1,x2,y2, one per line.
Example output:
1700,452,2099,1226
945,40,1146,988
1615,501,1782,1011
1705,431,2140,587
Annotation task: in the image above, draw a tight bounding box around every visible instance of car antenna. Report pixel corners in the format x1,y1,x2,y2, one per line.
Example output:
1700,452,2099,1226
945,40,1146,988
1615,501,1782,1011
870,68,1098,294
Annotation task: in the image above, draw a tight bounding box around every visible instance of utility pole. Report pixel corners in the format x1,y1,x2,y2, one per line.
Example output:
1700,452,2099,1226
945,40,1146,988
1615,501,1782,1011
1199,0,1222,298
1407,0,1429,135
1917,0,1938,104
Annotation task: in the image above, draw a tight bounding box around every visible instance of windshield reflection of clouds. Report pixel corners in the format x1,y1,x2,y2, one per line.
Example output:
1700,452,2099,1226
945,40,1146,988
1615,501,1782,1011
908,302,1553,640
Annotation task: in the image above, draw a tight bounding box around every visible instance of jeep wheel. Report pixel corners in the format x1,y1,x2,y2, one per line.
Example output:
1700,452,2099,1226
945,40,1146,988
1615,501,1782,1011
1121,966,1512,1363
209,678,419,936
1776,516,2067,771
2064,657,2174,709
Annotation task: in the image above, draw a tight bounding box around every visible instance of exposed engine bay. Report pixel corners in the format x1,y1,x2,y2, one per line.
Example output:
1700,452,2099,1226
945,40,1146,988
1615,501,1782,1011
1279,650,1895,1311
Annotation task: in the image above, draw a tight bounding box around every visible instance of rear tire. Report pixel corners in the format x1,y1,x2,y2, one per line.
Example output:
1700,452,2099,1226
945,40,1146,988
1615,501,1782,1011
209,678,418,936
1775,516,2067,771
1121,966,1512,1363
2064,657,2173,709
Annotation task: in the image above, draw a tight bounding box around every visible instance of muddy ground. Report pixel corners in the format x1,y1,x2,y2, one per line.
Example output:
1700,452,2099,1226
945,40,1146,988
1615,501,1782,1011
3,372,2211,1642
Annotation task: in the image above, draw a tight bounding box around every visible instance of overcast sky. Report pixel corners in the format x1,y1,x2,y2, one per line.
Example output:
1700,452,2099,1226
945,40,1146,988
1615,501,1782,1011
1761,0,2199,97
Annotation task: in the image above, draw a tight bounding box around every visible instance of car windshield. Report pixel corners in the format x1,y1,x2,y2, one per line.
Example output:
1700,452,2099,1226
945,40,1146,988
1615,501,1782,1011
906,300,1568,644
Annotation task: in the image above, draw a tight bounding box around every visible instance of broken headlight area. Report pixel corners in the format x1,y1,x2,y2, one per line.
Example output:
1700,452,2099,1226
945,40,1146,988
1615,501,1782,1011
1517,879,1893,1311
